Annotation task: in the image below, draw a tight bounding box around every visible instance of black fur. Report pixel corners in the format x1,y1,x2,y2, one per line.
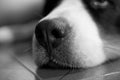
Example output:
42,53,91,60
43,0,61,16
83,0,120,35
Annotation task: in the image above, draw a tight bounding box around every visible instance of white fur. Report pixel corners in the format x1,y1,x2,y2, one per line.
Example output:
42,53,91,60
37,0,107,67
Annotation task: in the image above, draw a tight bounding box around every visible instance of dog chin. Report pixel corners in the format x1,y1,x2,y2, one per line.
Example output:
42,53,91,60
32,35,107,68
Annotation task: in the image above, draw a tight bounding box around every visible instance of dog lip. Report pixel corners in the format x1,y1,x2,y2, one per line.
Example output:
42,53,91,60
40,56,80,69
35,39,80,69
41,59,66,69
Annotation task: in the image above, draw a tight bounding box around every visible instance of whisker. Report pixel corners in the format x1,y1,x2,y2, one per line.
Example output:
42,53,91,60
58,69,73,80
103,71,120,77
23,47,32,54
12,55,43,80
104,41,120,55
82,71,120,80
105,44,120,51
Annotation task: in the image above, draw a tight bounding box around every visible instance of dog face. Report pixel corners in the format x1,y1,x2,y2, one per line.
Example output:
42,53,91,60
33,0,120,68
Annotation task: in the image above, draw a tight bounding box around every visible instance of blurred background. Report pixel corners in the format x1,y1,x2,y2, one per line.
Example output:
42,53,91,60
0,0,46,44
0,0,45,25
0,0,45,80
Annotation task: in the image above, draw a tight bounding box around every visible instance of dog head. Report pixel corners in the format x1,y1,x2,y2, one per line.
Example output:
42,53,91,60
33,0,120,68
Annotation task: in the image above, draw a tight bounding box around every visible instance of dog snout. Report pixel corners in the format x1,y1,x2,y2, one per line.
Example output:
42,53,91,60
35,18,71,50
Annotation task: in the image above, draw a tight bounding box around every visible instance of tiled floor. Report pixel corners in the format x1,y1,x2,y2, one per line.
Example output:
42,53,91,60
0,42,120,80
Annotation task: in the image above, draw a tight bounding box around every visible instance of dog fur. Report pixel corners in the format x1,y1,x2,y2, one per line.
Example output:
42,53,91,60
32,0,120,68
1,0,120,68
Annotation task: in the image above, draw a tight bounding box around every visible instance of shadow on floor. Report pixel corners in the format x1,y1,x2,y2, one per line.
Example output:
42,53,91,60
0,42,120,80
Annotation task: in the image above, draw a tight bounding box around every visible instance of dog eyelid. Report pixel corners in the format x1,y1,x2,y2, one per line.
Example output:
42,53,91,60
91,0,110,9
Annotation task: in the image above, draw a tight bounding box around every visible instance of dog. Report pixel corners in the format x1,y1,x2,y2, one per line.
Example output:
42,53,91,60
1,0,120,69
32,0,120,68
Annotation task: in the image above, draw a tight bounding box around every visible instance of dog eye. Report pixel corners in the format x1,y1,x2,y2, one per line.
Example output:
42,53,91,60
91,0,110,9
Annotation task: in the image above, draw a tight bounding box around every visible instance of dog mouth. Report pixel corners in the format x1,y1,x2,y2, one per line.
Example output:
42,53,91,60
41,57,74,69
33,37,80,69
38,44,76,69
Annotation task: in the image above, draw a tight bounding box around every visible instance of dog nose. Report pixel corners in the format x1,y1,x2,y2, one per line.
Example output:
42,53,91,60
35,18,70,50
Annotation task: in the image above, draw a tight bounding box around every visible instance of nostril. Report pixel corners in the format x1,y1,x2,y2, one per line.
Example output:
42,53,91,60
35,23,47,48
35,18,71,49
51,28,65,39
